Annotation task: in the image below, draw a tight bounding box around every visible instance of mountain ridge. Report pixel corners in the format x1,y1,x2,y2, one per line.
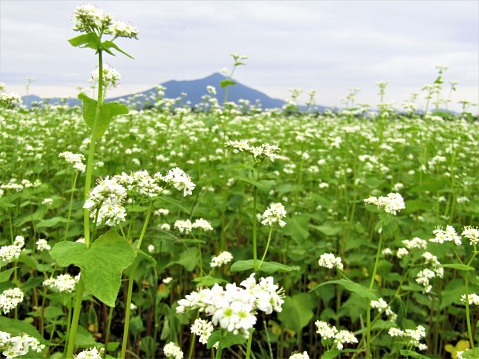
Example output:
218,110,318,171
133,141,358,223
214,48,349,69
22,73,327,111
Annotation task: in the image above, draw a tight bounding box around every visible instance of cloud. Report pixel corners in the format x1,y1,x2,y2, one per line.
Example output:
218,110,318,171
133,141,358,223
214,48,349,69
1,0,477,112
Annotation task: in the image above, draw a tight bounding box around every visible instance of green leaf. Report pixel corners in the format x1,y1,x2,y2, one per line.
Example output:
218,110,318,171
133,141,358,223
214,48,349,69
101,40,134,59
37,217,68,228
442,263,475,271
311,279,378,301
220,79,236,88
230,259,299,274
68,33,101,51
166,247,199,271
137,248,157,266
399,350,430,359
278,293,314,333
312,224,342,236
321,350,342,359
155,196,191,214
207,330,246,349
50,230,136,307
0,317,46,343
75,325,97,347
238,177,274,194
193,275,229,287
0,267,17,282
78,93,129,138
283,216,310,244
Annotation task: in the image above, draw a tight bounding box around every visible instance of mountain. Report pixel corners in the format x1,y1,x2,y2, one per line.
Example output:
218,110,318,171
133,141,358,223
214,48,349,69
22,73,327,111
107,73,288,110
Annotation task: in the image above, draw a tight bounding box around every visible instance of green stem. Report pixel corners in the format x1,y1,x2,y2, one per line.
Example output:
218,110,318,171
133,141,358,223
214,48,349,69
120,201,154,359
64,171,79,241
65,278,84,358
103,306,114,359
66,49,104,359
258,227,273,271
365,229,384,358
465,252,478,356
252,185,258,273
245,329,254,359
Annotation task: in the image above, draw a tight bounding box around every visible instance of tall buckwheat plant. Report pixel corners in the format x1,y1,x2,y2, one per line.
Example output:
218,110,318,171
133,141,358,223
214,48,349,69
49,4,139,358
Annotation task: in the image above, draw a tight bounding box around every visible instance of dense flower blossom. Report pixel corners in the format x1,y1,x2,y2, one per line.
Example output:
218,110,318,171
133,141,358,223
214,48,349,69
91,64,121,89
36,239,51,251
210,251,233,268
75,347,104,359
0,236,25,262
364,192,405,215
174,219,192,234
318,253,343,270
43,274,80,293
388,325,427,351
163,342,183,359
192,218,213,231
461,293,479,306
59,151,86,173
462,226,479,245
430,225,461,245
162,167,196,197
0,288,24,314
0,331,45,358
371,298,397,322
190,318,214,345
176,274,284,338
261,202,287,227
289,351,310,359
403,237,427,250
315,321,358,350
84,176,127,226
225,140,281,162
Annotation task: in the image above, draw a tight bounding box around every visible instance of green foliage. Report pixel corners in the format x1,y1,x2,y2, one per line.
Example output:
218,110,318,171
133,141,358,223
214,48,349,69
50,230,136,306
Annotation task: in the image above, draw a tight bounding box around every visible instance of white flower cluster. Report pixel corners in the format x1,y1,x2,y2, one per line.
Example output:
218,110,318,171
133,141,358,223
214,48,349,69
190,318,214,345
161,167,196,197
388,325,427,351
430,225,461,246
370,298,397,322
43,274,80,293
462,226,479,246
461,293,479,306
36,239,51,252
91,64,121,90
289,351,310,359
0,88,22,108
58,151,86,173
318,253,344,270
84,176,127,227
0,288,24,314
0,236,25,262
176,274,284,338
0,331,45,358
75,347,104,359
174,218,213,234
115,170,165,198
315,321,358,350
72,4,138,39
163,342,183,359
225,140,281,162
403,237,428,250
364,192,405,215
210,251,233,268
261,202,287,227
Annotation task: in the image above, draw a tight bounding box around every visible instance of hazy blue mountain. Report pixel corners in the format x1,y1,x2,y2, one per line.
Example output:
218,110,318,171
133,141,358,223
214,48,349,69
22,73,328,111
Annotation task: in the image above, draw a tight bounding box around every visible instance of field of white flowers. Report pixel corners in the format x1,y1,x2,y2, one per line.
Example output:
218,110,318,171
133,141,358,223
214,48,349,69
1,4,479,359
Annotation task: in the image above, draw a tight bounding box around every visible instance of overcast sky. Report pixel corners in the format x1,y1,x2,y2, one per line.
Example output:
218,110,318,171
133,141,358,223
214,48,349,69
1,0,478,113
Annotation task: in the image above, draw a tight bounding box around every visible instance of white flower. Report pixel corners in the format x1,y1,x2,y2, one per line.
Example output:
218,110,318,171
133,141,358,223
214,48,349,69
396,248,409,259
430,225,461,245
44,274,80,293
461,293,479,306
261,202,287,227
163,342,183,359
210,252,233,268
174,219,192,234
364,192,405,215
191,318,214,345
0,288,24,314
289,351,310,359
91,64,121,89
315,321,338,339
0,331,44,357
36,239,51,251
403,237,427,250
147,244,155,254
59,151,86,173
318,253,343,270
462,226,479,245
76,347,104,359
192,218,213,231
